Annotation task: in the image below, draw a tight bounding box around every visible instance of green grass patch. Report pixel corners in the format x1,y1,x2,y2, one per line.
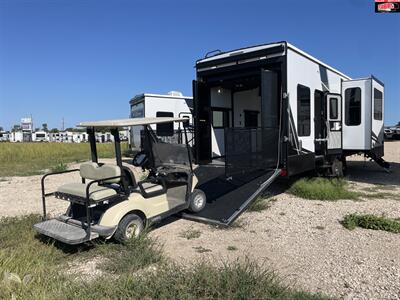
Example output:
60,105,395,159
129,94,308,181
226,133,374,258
100,236,163,275
66,260,331,300
179,228,202,240
50,161,68,173
193,246,212,253
341,214,400,233
227,245,238,251
288,178,359,201
0,215,332,300
248,194,276,212
0,142,128,177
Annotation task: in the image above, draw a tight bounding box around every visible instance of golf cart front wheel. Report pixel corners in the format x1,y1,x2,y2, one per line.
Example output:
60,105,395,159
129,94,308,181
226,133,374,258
114,213,144,243
189,189,206,213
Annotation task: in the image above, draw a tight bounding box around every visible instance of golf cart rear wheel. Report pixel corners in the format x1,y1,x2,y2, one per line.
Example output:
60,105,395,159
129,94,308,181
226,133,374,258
189,189,206,213
114,213,144,243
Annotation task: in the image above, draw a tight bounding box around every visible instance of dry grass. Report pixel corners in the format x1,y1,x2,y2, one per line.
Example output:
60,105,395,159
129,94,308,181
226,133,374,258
0,215,332,300
0,142,128,176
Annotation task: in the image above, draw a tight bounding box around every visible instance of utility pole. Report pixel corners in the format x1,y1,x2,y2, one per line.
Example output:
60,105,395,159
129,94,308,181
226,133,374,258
61,117,65,131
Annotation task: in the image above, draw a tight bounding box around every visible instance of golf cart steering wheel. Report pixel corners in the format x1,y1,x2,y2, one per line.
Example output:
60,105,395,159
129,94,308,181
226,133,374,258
132,151,149,168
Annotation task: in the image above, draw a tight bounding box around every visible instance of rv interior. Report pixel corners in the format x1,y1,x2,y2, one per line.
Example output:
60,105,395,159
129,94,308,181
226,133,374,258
187,59,282,225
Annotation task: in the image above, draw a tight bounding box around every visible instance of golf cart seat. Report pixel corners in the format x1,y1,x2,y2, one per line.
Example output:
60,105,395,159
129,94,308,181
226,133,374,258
57,183,117,201
141,182,164,193
55,162,121,202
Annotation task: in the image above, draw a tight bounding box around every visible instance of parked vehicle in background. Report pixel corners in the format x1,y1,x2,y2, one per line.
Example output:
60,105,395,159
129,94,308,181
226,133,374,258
384,128,394,139
32,131,49,142
384,124,400,140
129,91,193,149
0,131,11,142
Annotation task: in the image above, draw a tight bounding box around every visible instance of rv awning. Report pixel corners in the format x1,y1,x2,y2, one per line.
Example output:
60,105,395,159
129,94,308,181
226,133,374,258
77,117,187,128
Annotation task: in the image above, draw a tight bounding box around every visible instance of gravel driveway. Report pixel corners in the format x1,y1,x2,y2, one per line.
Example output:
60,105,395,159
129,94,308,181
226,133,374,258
1,141,399,299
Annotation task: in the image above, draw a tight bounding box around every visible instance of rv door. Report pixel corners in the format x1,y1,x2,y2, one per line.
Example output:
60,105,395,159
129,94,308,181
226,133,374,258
193,80,212,163
326,93,342,151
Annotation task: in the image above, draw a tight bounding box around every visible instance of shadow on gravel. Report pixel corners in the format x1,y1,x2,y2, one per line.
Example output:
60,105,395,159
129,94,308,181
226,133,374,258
346,160,400,186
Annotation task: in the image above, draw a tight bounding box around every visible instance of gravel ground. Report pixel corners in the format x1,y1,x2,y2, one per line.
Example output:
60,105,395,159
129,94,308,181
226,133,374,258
0,141,399,299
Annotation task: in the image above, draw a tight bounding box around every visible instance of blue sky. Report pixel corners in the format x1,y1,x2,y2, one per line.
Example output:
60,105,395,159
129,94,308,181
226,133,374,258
0,0,399,130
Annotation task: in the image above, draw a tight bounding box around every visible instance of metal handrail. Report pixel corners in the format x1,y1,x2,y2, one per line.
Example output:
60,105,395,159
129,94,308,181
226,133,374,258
84,175,123,234
41,169,80,219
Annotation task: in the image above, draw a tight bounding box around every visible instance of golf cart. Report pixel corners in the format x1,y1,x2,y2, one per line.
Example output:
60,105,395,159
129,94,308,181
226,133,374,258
34,117,206,245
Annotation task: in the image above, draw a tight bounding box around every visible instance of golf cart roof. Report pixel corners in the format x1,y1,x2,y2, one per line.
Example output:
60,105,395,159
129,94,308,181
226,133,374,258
77,117,187,128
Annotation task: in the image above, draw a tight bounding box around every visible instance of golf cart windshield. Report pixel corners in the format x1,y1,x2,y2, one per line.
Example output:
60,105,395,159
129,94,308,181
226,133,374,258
78,117,192,170
145,126,191,168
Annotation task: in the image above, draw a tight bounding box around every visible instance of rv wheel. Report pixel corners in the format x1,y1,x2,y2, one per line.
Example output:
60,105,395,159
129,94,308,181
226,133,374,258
114,213,144,243
189,189,206,213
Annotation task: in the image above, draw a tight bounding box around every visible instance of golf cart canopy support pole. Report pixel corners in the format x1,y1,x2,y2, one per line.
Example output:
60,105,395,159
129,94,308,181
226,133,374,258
87,127,98,163
111,128,129,194
111,128,122,168
184,127,193,173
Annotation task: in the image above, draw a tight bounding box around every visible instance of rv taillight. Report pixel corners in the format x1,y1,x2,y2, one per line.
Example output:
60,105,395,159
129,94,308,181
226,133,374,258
280,169,288,177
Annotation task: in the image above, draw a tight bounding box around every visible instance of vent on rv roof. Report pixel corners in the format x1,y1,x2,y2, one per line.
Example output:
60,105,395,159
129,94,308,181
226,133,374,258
168,91,183,97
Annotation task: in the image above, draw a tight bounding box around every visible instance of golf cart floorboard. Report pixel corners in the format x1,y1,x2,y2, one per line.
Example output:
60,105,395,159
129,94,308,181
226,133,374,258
34,219,99,245
182,169,279,226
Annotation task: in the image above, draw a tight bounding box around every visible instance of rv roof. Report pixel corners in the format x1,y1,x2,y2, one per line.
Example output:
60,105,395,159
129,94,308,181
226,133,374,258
77,117,186,128
130,93,193,104
197,41,351,80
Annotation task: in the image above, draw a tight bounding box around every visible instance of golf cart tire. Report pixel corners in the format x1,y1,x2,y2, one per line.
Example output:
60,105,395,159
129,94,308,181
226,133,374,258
188,189,206,213
114,213,144,243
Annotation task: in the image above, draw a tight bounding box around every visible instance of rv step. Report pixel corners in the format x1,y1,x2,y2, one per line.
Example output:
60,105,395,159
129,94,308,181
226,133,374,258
366,151,391,172
34,219,99,245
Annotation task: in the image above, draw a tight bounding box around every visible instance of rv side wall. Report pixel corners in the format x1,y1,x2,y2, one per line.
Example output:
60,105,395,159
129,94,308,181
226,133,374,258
286,49,346,153
371,79,384,150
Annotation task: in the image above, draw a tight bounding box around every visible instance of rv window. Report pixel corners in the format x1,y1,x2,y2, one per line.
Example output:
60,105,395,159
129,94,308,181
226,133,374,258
297,85,311,136
212,110,229,128
374,89,383,121
156,111,174,136
329,97,338,119
345,88,361,126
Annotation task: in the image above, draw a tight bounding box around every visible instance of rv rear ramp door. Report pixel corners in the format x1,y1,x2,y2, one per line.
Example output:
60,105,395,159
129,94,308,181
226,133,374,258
182,168,281,226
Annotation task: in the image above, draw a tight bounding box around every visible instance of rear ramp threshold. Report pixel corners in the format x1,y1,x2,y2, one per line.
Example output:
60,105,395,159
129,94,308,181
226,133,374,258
34,219,99,245
182,168,280,226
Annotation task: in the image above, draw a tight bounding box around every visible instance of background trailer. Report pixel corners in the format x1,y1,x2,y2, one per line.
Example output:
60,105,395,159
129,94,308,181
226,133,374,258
129,91,193,149
183,41,388,225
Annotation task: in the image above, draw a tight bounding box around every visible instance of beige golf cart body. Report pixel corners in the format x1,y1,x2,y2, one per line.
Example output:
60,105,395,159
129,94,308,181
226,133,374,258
34,117,203,245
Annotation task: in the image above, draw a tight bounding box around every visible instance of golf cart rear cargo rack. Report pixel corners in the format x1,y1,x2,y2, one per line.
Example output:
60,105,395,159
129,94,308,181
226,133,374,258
41,170,125,233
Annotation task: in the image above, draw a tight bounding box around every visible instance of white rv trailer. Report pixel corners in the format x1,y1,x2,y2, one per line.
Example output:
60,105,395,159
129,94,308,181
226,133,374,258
9,131,24,143
0,131,10,142
181,41,389,226
129,91,193,148
193,41,388,177
32,131,49,142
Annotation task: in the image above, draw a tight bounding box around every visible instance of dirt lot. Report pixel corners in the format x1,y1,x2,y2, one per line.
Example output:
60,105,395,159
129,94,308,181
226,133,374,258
1,141,399,299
